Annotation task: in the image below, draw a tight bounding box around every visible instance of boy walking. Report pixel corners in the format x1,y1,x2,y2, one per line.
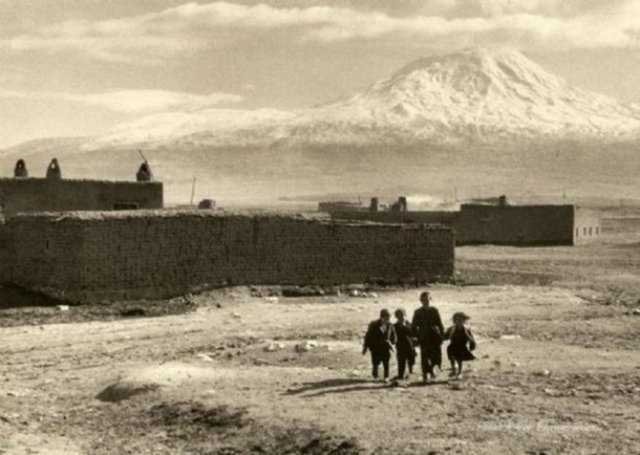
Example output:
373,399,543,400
412,291,445,383
394,308,416,380
363,309,396,382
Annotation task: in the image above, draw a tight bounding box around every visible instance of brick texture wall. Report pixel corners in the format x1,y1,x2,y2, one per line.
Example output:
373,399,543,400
0,217,7,284
329,210,458,226
1,211,454,303
0,178,163,217
456,204,575,245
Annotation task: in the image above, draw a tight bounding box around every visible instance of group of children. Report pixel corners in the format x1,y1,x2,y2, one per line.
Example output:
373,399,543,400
362,291,476,383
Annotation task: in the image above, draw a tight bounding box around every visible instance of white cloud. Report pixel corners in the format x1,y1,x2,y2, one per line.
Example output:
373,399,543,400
2,1,640,62
0,89,243,113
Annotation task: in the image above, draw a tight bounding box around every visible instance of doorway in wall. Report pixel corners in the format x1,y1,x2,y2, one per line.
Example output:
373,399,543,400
113,202,140,210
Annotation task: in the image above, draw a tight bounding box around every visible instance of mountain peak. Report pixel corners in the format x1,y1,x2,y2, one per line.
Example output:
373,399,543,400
382,46,564,101
79,48,640,151
318,46,640,145
391,46,528,76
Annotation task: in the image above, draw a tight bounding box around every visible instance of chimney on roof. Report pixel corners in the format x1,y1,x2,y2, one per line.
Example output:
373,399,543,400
398,196,408,212
46,158,61,180
14,159,28,178
369,197,379,212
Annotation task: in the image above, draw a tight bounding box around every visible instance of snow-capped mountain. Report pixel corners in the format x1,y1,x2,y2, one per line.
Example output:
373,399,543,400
83,47,640,150
5,47,640,206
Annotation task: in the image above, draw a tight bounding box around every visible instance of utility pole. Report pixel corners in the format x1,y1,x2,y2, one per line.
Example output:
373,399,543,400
190,177,197,206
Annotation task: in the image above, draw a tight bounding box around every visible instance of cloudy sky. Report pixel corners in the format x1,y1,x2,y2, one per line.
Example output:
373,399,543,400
1,0,640,147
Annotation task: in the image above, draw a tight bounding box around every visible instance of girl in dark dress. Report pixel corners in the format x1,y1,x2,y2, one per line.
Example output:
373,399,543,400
444,312,476,379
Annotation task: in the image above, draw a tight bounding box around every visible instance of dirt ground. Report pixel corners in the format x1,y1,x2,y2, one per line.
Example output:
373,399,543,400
2,222,640,454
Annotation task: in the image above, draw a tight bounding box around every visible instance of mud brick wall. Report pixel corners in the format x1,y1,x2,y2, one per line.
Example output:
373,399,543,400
0,178,163,217
326,205,594,246
0,219,7,283
456,204,576,245
329,210,458,226
3,211,454,303
2,214,84,296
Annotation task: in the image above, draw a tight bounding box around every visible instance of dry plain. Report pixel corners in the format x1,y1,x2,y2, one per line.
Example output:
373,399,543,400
1,215,639,455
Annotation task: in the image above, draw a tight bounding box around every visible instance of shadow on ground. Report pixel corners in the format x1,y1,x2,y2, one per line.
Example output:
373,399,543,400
284,377,452,397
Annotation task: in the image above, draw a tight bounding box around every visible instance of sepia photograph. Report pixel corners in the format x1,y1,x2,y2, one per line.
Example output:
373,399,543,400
0,1,639,453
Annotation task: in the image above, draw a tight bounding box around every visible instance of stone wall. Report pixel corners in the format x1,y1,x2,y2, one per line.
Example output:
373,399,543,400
0,178,163,217
1,211,454,303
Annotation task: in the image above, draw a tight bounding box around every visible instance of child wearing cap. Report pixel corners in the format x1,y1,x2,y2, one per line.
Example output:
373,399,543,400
363,308,397,382
444,312,476,379
393,308,416,380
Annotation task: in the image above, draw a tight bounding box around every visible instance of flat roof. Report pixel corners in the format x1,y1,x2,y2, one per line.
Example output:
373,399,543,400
0,177,161,185
460,203,575,209
6,208,451,230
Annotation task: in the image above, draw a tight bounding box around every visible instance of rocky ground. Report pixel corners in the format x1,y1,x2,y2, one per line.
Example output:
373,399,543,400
1,223,640,454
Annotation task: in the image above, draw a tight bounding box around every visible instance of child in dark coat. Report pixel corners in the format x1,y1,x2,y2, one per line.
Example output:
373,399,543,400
393,308,416,380
412,291,445,383
363,309,396,381
444,312,476,379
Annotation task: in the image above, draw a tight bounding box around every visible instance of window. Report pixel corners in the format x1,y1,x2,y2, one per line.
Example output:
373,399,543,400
596,227,599,235
576,228,579,237
113,202,140,210
589,227,592,236
583,227,587,236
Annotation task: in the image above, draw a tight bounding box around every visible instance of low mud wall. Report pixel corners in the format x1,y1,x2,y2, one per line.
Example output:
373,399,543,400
1,210,454,303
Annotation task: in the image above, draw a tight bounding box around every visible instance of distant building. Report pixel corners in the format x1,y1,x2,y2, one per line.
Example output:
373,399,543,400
198,199,216,210
456,203,600,245
317,200,364,213
324,195,601,246
0,162,163,217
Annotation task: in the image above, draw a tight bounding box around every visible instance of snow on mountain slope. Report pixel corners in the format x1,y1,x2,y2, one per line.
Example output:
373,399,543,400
287,47,640,145
85,108,296,150
84,47,640,150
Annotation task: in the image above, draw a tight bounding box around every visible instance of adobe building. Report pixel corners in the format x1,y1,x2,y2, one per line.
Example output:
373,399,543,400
317,200,364,212
0,159,163,217
455,202,601,245
324,195,601,246
0,178,164,217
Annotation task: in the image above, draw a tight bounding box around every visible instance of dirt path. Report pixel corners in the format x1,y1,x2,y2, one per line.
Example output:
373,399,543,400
1,286,639,454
